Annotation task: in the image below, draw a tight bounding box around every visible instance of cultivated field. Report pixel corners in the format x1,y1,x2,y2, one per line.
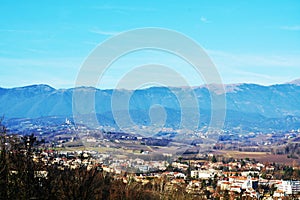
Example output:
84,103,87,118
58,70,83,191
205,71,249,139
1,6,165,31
215,150,300,165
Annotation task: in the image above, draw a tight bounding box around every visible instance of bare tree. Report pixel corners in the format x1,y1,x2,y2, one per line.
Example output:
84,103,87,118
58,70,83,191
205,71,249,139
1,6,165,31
0,118,8,199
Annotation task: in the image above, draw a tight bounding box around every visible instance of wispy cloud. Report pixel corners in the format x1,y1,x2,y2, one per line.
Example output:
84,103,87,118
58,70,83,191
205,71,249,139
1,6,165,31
224,69,297,86
280,25,300,31
25,48,48,54
0,57,82,69
90,29,119,36
206,49,300,85
0,57,83,88
91,5,157,12
207,49,300,68
200,16,211,23
0,29,36,33
83,41,99,46
233,70,281,82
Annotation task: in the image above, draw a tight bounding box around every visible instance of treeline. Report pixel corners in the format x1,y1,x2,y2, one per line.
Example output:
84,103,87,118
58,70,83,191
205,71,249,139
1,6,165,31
0,122,199,200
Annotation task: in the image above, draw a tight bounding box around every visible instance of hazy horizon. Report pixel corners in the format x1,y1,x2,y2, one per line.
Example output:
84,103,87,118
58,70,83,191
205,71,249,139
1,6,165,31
0,77,299,90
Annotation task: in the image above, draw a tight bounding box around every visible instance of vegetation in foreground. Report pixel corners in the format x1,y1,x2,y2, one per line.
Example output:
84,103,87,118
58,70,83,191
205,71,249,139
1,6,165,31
1,120,300,200
0,122,206,200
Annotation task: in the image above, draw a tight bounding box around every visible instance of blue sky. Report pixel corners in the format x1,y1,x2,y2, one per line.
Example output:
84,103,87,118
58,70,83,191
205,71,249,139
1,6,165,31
0,0,300,88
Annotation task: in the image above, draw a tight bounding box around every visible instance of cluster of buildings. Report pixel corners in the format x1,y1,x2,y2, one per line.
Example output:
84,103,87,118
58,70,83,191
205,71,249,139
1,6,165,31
28,148,300,199
5,119,300,199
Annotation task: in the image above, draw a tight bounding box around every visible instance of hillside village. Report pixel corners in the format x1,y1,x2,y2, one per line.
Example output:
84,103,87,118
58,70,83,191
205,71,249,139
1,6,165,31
39,150,300,199
2,118,300,199
1,125,300,199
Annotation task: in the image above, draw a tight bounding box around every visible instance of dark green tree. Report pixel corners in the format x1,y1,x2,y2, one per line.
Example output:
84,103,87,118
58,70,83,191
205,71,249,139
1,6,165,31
211,155,217,163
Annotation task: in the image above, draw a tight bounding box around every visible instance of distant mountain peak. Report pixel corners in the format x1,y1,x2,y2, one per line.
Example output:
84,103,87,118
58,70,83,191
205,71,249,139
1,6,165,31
18,84,54,90
288,78,300,86
224,84,243,93
12,84,56,94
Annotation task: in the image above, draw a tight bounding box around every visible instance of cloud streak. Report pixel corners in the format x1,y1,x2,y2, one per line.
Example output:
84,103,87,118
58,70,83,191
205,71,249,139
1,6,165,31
280,25,300,31
207,49,300,68
91,5,157,12
206,49,300,85
0,57,82,69
90,29,119,36
0,29,37,33
200,16,211,23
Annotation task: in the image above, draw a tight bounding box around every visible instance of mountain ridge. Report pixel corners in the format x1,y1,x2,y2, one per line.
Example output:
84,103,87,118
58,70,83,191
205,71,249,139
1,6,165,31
1,80,300,132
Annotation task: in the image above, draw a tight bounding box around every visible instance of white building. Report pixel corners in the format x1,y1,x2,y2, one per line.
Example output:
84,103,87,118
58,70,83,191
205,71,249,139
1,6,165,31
191,170,215,179
276,180,300,195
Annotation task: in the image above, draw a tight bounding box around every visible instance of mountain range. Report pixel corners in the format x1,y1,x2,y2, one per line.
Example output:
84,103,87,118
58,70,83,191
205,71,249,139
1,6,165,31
1,79,300,132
